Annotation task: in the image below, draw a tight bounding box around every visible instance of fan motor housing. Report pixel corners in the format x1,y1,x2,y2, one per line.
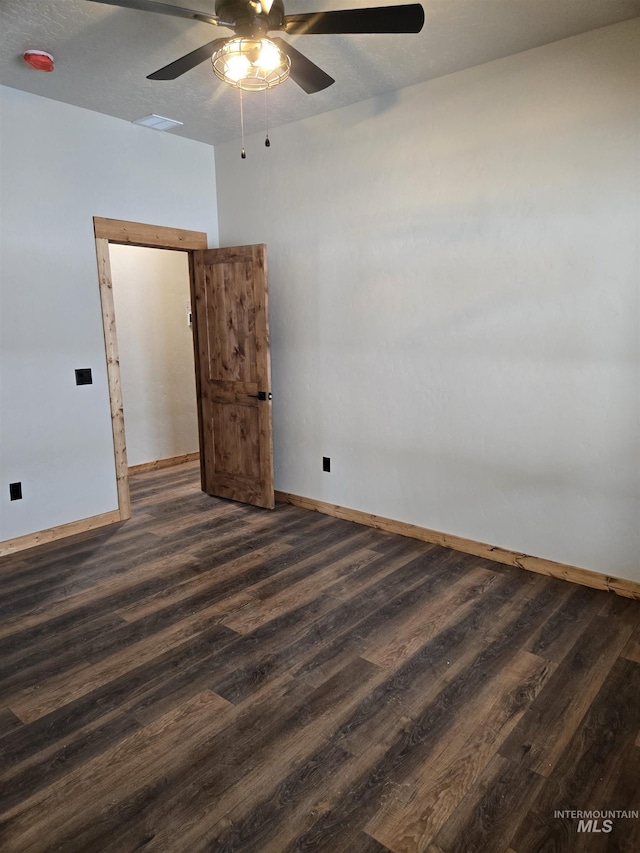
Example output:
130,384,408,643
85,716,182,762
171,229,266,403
216,0,285,36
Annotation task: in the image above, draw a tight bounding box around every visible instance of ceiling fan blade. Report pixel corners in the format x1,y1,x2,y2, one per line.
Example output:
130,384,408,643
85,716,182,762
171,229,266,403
147,38,227,79
283,3,425,35
271,38,334,94
87,0,223,28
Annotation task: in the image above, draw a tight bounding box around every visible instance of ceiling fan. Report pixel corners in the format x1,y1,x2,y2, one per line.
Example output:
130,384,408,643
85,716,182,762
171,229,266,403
88,0,425,93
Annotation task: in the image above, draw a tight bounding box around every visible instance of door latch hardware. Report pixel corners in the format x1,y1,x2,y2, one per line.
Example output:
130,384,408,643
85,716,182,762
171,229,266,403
249,391,272,401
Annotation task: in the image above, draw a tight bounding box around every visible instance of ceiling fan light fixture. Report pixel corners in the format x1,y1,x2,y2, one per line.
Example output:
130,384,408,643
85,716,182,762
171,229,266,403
212,37,290,91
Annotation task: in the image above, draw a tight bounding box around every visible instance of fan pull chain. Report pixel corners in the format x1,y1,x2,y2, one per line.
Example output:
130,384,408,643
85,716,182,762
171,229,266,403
240,87,246,159
264,88,270,148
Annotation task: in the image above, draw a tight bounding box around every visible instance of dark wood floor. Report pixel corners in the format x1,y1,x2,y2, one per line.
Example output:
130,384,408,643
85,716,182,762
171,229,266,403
0,462,639,852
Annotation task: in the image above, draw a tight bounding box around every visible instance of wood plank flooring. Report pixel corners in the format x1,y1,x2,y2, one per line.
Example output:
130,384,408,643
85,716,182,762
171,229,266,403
1,462,639,852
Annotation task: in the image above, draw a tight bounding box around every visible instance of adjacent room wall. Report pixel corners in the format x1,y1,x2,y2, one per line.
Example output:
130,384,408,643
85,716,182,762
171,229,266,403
108,246,199,468
0,87,218,541
215,20,640,581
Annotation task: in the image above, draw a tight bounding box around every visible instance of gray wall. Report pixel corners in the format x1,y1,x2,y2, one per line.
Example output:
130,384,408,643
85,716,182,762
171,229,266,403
214,21,640,580
0,87,218,540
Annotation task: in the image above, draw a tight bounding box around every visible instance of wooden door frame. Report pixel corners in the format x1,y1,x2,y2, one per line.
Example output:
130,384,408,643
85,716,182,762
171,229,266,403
94,217,208,520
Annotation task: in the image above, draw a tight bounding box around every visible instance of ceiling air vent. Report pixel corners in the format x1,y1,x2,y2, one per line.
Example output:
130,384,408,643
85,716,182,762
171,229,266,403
132,114,184,131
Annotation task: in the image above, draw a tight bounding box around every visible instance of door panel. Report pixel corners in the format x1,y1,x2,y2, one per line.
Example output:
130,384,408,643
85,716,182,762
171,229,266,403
212,404,261,480
191,244,274,509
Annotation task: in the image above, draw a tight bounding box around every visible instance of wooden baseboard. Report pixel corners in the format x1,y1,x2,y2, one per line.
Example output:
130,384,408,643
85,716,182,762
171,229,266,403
0,509,123,558
275,491,640,600
128,452,200,475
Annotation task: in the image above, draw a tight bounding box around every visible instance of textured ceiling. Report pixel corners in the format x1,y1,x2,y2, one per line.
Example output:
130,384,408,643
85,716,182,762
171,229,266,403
1,0,639,145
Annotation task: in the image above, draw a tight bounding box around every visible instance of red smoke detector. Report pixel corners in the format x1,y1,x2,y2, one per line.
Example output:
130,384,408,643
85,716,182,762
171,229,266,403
23,50,54,72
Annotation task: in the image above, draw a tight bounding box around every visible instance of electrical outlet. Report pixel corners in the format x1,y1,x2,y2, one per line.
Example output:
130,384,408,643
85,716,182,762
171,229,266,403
75,368,93,386
323,457,331,472
9,482,22,501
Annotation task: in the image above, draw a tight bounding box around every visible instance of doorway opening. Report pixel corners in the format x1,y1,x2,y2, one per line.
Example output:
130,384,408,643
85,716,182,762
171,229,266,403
108,244,199,474
94,217,208,520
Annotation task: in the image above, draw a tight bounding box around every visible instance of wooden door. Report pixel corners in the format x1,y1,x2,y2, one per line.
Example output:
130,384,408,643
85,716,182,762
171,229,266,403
190,244,274,509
